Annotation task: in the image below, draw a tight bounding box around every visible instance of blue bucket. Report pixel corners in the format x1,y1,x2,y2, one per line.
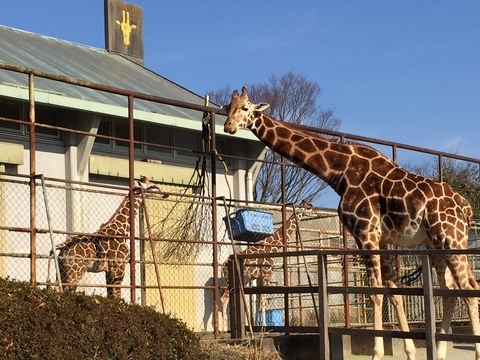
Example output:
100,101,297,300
257,309,284,326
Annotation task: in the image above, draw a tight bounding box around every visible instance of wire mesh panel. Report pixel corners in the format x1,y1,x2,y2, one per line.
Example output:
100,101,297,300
0,177,31,281
285,209,345,327
140,189,219,332
1,173,480,336
38,181,138,298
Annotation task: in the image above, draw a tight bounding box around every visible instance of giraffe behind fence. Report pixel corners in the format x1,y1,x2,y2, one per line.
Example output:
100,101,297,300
224,87,479,360
221,205,312,331
52,176,167,298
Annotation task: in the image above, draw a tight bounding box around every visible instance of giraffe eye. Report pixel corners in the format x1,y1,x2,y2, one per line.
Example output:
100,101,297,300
242,106,249,111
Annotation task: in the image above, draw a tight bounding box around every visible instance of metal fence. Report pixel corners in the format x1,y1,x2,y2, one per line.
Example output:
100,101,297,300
0,61,480,339
227,249,480,360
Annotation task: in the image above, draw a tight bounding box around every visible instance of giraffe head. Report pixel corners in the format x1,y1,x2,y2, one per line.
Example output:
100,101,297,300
133,176,168,199
223,87,270,134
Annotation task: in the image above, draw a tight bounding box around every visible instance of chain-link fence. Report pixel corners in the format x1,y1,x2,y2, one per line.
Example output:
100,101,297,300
1,173,480,334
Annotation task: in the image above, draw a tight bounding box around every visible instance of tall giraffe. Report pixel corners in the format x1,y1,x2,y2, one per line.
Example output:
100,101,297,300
221,207,310,331
53,176,167,298
223,87,479,360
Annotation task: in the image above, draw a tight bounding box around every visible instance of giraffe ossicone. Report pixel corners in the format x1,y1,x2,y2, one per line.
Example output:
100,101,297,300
224,87,479,360
53,176,167,298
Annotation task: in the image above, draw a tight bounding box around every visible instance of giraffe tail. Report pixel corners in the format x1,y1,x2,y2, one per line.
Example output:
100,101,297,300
400,266,423,286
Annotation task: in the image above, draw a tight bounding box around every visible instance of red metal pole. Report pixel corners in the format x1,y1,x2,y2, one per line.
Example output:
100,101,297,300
28,72,37,286
342,224,351,328
128,95,136,303
281,158,290,329
210,112,220,338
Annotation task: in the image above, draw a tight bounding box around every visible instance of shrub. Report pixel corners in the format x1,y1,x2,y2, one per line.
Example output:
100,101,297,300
0,277,207,359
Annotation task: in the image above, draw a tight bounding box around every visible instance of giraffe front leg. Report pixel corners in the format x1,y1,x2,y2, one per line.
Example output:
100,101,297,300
97,253,109,272
260,293,267,327
382,252,415,360
364,253,385,360
385,280,416,360
257,275,269,328
431,255,452,360
437,294,455,360
370,291,385,360
220,291,229,333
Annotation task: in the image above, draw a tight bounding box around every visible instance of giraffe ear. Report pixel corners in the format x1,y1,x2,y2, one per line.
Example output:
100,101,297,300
255,102,270,112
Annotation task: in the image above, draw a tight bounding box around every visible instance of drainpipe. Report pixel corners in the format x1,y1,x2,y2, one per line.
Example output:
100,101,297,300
246,170,254,203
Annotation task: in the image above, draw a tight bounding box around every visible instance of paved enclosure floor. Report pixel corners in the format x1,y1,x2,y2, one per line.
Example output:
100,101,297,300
345,344,475,360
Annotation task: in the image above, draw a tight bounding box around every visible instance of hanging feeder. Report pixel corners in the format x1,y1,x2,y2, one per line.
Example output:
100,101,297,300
223,209,274,242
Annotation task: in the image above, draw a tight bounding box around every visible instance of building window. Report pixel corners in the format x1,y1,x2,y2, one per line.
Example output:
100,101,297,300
175,131,199,159
146,126,171,155
114,122,142,149
93,118,201,165
96,119,111,145
35,108,58,136
0,102,21,131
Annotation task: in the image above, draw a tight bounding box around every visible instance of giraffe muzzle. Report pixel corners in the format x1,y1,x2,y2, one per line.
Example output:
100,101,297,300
223,120,238,134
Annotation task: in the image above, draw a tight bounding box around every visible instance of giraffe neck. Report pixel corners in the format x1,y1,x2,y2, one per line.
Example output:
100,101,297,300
255,211,304,252
250,113,361,194
97,195,142,236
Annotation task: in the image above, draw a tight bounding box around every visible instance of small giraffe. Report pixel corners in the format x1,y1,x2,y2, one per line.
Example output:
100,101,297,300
221,206,310,331
53,176,167,298
224,87,479,360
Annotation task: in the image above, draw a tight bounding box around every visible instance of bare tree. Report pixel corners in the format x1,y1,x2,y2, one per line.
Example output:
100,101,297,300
208,72,341,204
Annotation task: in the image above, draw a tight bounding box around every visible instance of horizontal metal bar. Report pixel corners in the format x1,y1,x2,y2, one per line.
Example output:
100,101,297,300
250,326,480,343
236,248,480,259
243,285,480,297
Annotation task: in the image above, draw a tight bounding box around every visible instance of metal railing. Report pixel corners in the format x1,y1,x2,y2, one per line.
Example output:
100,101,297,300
228,248,480,360
0,61,479,342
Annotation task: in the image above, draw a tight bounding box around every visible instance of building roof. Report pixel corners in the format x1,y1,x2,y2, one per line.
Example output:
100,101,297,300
0,25,244,137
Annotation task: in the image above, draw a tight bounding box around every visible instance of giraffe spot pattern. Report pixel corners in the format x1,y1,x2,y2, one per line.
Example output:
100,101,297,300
224,87,479,347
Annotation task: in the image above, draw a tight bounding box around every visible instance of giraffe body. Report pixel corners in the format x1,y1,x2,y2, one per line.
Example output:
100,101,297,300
54,177,167,298
221,208,308,331
224,87,479,360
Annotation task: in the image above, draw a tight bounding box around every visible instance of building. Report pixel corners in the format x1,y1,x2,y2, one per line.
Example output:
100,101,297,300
0,1,266,332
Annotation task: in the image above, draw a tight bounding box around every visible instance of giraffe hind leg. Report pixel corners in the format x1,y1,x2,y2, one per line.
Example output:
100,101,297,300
382,253,416,360
443,255,480,360
58,258,86,294
105,263,126,298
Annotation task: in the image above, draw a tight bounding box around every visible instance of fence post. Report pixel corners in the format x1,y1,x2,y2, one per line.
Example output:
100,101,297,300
422,255,437,360
318,252,330,360
127,94,136,303
28,72,37,287
229,257,245,339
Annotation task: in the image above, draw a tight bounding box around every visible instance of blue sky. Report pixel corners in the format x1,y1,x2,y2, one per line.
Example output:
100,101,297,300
0,1,479,207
